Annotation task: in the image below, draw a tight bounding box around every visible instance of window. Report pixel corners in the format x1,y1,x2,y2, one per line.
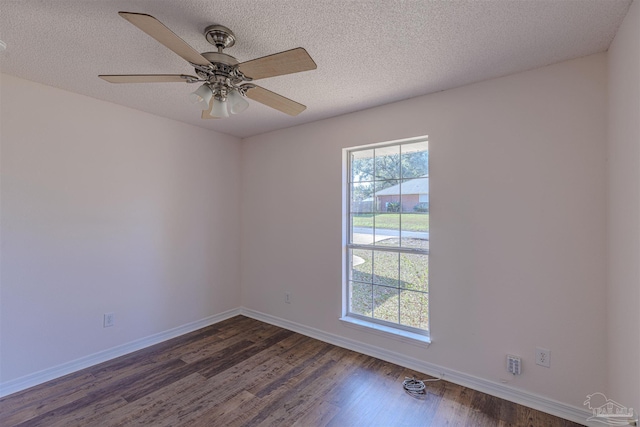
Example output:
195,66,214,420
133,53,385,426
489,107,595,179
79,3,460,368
344,137,429,339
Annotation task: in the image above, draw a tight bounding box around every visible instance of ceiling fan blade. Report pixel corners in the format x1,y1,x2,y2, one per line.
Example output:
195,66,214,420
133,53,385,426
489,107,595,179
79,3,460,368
99,74,198,83
245,85,306,116
238,48,317,80
118,12,211,67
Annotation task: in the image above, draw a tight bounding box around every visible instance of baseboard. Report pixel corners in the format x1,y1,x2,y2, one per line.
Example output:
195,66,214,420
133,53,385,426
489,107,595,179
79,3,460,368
239,308,599,427
0,307,242,398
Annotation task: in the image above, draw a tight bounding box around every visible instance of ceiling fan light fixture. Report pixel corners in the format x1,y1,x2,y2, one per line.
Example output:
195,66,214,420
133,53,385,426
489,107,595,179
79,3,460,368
210,98,229,118
189,84,213,109
228,89,249,115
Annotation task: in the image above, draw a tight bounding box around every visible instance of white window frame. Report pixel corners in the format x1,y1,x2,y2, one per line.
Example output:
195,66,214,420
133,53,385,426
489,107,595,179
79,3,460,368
341,136,430,344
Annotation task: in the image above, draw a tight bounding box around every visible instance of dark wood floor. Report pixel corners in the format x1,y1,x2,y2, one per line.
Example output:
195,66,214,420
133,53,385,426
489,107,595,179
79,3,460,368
0,316,583,426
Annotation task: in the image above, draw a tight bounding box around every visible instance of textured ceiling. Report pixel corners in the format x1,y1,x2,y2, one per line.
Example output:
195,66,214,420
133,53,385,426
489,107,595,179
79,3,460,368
0,0,632,138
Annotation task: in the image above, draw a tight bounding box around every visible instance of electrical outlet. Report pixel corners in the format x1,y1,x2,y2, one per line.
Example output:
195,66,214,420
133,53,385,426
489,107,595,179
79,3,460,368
507,355,522,375
285,292,291,304
536,347,550,367
103,312,115,328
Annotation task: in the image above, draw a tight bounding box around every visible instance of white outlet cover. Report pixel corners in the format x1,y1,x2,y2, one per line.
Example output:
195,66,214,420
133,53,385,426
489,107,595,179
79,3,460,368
536,347,551,367
103,312,115,328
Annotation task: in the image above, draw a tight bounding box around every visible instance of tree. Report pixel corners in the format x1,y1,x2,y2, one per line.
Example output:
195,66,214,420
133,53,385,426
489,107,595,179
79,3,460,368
351,149,428,200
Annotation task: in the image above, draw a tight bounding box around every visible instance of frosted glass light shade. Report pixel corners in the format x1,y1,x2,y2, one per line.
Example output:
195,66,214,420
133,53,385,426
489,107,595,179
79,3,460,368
210,98,229,118
228,90,249,115
189,84,213,110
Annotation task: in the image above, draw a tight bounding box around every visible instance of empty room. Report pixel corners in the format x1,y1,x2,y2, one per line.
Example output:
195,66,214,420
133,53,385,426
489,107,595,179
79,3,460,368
1,1,639,426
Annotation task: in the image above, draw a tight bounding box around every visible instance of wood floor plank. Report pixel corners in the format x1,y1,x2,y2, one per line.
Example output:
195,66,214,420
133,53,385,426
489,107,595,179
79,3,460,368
464,389,503,426
253,364,341,426
325,362,437,427
38,395,128,427
178,320,281,364
142,336,311,427
12,393,128,427
313,350,372,408
252,347,361,427
291,399,341,427
170,357,290,426
4,358,184,426
0,371,95,425
378,393,441,427
196,329,295,379
121,339,255,402
498,394,519,426
251,339,333,399
1,316,585,427
430,381,474,426
0,373,97,424
324,356,406,422
208,346,350,426
105,373,209,427
185,390,258,427
174,332,314,422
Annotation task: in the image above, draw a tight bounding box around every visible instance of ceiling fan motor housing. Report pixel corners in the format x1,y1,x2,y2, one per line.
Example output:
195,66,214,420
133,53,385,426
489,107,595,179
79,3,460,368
195,52,252,101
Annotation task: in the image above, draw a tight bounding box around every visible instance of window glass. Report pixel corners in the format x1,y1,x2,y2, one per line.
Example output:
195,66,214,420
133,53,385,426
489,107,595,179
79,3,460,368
346,138,429,335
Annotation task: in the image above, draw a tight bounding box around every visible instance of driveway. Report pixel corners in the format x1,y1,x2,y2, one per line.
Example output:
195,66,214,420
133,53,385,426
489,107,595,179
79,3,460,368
352,227,429,240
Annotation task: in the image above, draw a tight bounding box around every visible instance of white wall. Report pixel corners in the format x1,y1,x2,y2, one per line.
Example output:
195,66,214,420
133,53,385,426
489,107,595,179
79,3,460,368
607,0,640,411
0,74,242,382
241,53,608,408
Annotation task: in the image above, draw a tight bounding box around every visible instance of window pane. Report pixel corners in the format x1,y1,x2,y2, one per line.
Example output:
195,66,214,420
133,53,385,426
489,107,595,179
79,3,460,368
373,285,399,323
399,177,428,250
351,181,374,245
374,215,399,247
399,210,429,233
351,149,374,183
372,179,399,247
398,177,428,214
350,282,372,317
374,145,400,181
351,182,374,214
400,236,429,251
351,215,374,244
400,290,429,330
399,253,428,292
401,141,429,179
373,250,399,287
351,249,372,283
375,180,401,213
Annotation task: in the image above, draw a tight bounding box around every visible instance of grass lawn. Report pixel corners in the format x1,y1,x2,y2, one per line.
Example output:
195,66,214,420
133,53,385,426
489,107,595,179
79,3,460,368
350,238,429,330
352,213,429,232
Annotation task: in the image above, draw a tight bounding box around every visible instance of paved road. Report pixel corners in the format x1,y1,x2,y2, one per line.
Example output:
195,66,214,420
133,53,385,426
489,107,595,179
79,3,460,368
353,227,429,240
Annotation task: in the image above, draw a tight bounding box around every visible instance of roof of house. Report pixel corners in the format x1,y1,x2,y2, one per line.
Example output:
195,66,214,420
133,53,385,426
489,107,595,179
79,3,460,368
375,177,429,196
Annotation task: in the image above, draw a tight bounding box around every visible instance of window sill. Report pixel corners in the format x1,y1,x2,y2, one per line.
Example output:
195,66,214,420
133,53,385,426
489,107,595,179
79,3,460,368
339,316,431,347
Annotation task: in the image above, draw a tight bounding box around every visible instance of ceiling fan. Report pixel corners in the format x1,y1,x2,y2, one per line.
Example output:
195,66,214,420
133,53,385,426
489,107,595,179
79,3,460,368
99,12,317,119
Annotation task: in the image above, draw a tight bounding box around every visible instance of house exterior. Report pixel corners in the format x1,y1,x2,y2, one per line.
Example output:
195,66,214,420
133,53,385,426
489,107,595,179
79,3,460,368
374,176,428,212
